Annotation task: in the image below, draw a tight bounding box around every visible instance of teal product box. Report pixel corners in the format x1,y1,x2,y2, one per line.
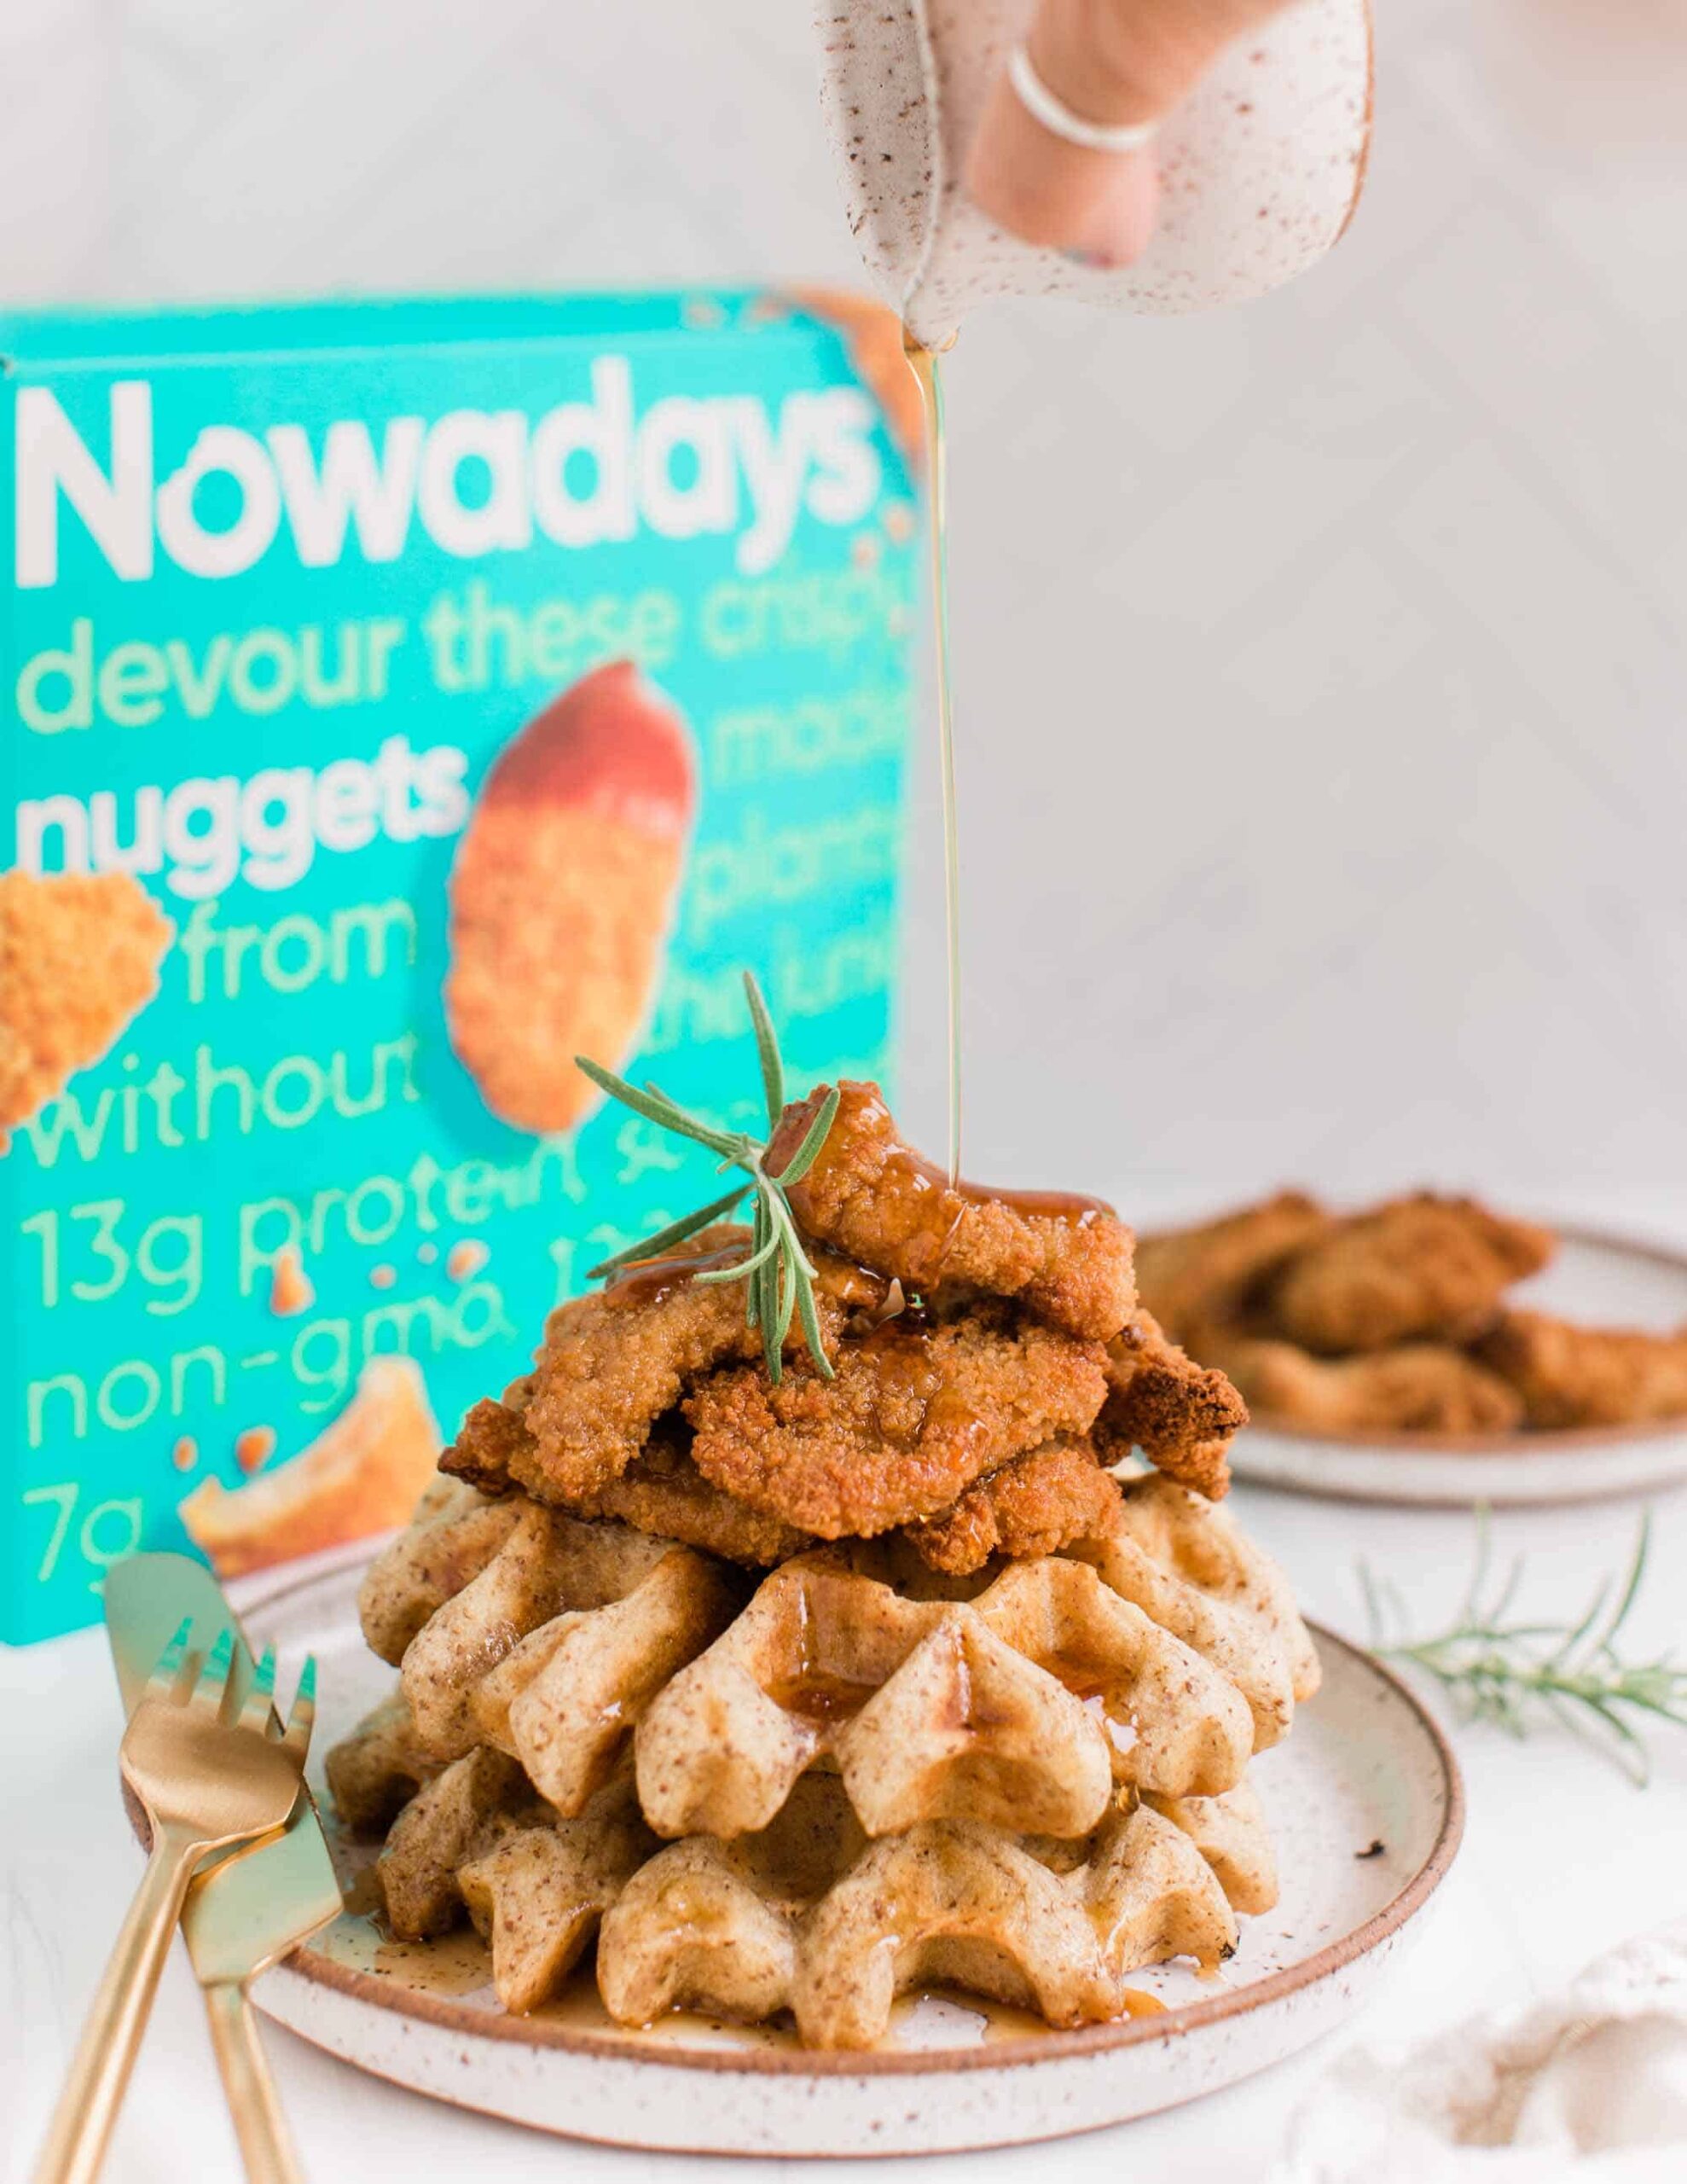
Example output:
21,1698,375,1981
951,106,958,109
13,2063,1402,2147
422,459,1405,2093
1,290,916,1643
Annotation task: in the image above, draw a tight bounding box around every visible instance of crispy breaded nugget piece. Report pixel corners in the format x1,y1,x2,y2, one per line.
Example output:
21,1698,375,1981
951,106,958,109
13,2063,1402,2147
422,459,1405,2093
1474,1310,1687,1429
1135,1192,1333,1341
583,1442,815,1565
1093,1309,1245,1500
443,1397,813,1566
0,869,172,1151
1201,1326,1524,1435
903,1438,1122,1575
683,1310,1110,1538
768,1080,1135,1341
501,1228,884,1502
1264,1194,1555,1355
441,1391,532,1494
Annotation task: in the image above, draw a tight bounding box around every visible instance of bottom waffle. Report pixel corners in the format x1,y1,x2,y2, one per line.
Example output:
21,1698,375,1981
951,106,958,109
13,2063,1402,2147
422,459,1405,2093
602,1774,1272,2048
328,1469,1313,2048
327,1705,1276,2048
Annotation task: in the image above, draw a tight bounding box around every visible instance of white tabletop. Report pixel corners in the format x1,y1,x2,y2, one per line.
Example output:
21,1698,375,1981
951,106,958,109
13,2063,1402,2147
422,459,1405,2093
7,1462,1685,2184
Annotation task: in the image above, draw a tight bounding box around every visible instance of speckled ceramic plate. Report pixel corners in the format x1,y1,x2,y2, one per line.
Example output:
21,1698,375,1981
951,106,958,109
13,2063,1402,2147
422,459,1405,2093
234,1554,1462,2156
1230,1227,1687,1507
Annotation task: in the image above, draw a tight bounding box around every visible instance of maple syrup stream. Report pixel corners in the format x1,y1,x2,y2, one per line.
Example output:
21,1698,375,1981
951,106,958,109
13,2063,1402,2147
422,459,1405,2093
901,330,963,1188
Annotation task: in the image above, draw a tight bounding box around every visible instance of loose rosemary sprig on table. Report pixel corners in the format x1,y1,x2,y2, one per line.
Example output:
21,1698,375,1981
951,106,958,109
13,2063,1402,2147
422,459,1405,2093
577,973,840,1384
1361,1509,1687,1785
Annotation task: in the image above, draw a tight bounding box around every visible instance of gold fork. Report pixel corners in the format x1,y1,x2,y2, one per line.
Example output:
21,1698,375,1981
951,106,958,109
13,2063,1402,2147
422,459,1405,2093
35,1620,315,2184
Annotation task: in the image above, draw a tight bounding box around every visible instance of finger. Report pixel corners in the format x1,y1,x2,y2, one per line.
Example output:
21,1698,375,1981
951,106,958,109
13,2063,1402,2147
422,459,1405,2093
965,61,1160,270
963,0,1287,266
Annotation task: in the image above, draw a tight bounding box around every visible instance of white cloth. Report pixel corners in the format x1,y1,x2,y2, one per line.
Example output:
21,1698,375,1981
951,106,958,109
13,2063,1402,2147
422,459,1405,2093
1277,1923,1687,2184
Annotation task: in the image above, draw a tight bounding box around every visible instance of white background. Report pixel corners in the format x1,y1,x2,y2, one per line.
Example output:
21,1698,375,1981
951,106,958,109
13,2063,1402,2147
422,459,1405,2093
4,1,1687,2178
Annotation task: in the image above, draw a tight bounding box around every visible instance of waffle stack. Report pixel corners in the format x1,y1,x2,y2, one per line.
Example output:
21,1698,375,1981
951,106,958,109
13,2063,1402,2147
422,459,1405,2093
327,1081,1319,2049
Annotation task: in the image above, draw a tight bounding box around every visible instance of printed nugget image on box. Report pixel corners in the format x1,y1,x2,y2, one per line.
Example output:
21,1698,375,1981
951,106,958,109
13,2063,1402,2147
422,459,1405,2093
2,291,915,1642
445,659,696,1135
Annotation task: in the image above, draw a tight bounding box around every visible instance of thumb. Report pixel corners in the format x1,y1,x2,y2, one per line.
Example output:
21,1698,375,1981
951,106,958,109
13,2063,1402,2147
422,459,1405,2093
963,0,1290,267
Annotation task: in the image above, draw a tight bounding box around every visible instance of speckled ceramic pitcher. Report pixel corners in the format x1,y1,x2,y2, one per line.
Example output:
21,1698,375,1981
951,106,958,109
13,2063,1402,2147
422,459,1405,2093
814,0,1373,344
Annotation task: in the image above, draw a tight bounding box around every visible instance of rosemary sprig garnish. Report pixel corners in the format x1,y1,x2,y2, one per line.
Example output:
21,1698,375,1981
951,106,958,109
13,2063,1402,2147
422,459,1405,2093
1361,1509,1687,1785
577,973,840,1384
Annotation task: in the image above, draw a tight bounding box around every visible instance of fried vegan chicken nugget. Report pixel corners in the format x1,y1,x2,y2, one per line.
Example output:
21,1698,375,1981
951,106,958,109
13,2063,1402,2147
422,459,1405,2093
1474,1310,1687,1429
768,1080,1135,1340
1135,1192,1333,1342
1200,1325,1525,1435
682,1309,1110,1538
903,1437,1122,1575
445,660,695,1136
1093,1309,1246,1500
460,1228,884,1505
0,869,172,1151
580,1439,815,1565
1263,1194,1554,1355
450,1391,1125,1577
439,1390,534,1496
444,1397,814,1567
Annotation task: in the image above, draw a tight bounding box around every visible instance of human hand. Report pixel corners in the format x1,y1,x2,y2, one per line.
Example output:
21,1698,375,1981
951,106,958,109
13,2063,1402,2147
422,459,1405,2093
965,0,1310,265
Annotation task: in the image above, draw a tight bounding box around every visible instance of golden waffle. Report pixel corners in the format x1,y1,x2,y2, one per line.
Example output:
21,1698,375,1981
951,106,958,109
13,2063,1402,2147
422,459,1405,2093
600,1773,1267,2048
322,1688,436,1833
332,1476,1313,2043
357,1473,1317,1839
357,1475,524,1663
374,1744,656,2013
1076,1472,1322,1748
357,1478,742,1812
634,1542,1254,1841
326,1705,1272,2043
1141,1782,1278,1917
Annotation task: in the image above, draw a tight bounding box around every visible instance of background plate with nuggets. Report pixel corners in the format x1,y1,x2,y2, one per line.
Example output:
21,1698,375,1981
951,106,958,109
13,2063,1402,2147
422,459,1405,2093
1148,1206,1687,1508
220,1548,1458,2156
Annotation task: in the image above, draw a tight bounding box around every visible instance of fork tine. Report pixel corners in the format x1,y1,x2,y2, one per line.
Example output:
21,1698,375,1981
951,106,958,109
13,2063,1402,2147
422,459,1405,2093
281,1654,317,1761
189,1626,237,1716
237,1647,279,1734
145,1616,195,1700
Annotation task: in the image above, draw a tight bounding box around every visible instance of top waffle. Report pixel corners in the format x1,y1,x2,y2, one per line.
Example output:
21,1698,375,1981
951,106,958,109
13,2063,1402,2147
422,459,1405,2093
356,1465,1317,1842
